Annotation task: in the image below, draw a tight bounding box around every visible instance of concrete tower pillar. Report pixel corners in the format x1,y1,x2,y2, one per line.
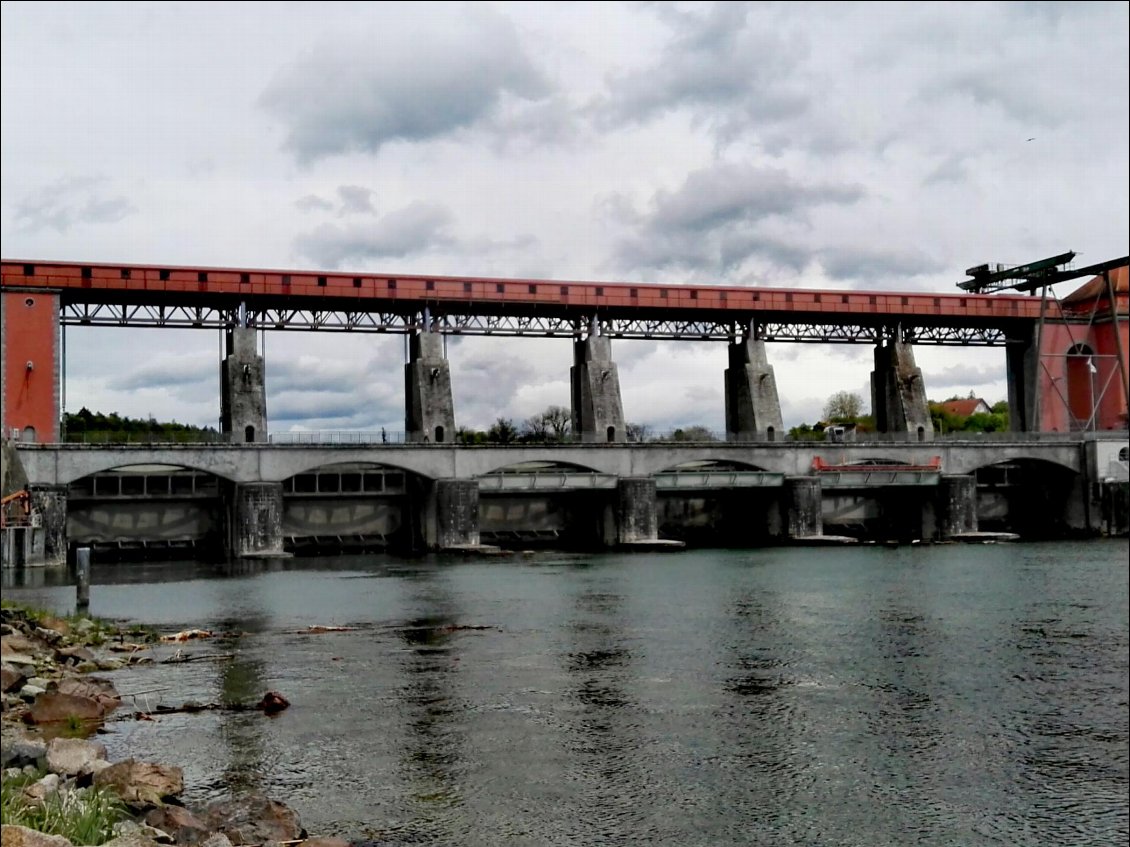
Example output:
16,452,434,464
725,338,783,441
405,330,455,444
220,327,267,443
871,340,933,439
571,333,626,443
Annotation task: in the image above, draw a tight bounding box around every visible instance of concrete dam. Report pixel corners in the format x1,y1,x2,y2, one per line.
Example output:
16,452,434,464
4,435,1127,564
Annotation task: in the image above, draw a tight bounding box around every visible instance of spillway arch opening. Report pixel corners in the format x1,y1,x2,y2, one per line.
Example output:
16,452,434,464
66,463,230,498
971,457,1080,538
281,461,416,496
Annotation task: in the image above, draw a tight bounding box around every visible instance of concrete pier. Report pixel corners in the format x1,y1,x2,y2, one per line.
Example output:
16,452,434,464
230,482,286,557
785,476,822,539
28,484,67,567
937,474,978,540
611,477,659,545
872,341,933,439
220,327,267,443
725,338,783,441
405,330,455,444
571,334,626,443
435,479,480,549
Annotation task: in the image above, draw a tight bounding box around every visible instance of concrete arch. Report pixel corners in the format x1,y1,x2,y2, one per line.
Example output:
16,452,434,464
965,456,1079,480
655,458,773,474
59,460,237,486
279,459,424,482
941,446,1080,477
478,459,606,477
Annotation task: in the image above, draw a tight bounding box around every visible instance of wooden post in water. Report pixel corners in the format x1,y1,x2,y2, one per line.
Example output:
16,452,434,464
75,547,91,613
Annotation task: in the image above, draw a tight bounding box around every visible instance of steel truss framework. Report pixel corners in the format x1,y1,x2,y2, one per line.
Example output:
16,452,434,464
60,302,1018,345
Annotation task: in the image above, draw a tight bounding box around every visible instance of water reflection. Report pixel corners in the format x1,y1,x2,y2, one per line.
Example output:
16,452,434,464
389,568,467,841
560,579,649,841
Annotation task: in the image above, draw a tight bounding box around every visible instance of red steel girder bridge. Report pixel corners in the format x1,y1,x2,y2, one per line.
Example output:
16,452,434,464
3,258,1055,345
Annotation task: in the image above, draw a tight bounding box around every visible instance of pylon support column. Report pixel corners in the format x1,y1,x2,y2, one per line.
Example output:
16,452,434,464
405,330,455,444
871,340,933,439
571,333,625,443
220,326,267,443
725,338,783,441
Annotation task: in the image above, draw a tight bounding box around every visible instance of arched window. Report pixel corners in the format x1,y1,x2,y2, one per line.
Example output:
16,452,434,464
21,426,36,443
245,425,256,442
606,426,616,442
434,425,445,444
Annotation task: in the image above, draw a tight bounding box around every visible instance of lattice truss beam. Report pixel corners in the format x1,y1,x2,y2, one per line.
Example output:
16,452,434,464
59,302,1011,345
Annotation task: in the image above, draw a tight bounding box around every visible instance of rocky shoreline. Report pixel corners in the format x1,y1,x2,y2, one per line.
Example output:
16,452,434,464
1,605,349,847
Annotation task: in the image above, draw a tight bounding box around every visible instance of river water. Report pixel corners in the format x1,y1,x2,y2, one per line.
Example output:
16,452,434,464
5,540,1128,846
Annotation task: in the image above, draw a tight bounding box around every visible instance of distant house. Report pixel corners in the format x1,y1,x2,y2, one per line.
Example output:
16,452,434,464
938,398,991,418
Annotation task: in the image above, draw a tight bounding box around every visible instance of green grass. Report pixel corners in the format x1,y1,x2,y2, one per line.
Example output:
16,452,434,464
0,769,129,845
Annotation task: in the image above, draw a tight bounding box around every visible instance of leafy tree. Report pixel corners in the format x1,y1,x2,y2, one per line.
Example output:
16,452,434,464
823,391,864,422
486,417,519,444
788,423,825,441
667,425,717,442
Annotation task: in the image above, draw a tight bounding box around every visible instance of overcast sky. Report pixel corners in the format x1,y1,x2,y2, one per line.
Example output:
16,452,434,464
3,1,1127,435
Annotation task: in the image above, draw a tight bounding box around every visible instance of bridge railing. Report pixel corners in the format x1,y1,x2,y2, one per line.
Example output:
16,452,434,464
33,428,1123,447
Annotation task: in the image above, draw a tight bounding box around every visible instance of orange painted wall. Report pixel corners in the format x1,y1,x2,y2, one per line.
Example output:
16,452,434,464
1039,319,1128,431
2,291,59,442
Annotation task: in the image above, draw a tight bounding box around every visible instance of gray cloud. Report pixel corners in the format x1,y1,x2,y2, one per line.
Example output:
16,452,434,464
609,163,862,275
817,246,946,283
922,363,1006,389
295,194,334,213
595,3,809,140
14,177,136,233
294,202,456,268
106,356,213,392
260,8,551,162
337,185,375,216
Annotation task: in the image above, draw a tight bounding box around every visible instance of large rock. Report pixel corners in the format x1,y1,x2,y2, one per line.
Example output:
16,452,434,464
99,833,167,847
56,646,95,665
0,728,46,768
95,760,184,808
1,825,74,847
144,806,212,845
1,634,48,658
1,664,23,693
24,692,105,725
201,795,305,845
45,736,107,776
56,676,121,713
